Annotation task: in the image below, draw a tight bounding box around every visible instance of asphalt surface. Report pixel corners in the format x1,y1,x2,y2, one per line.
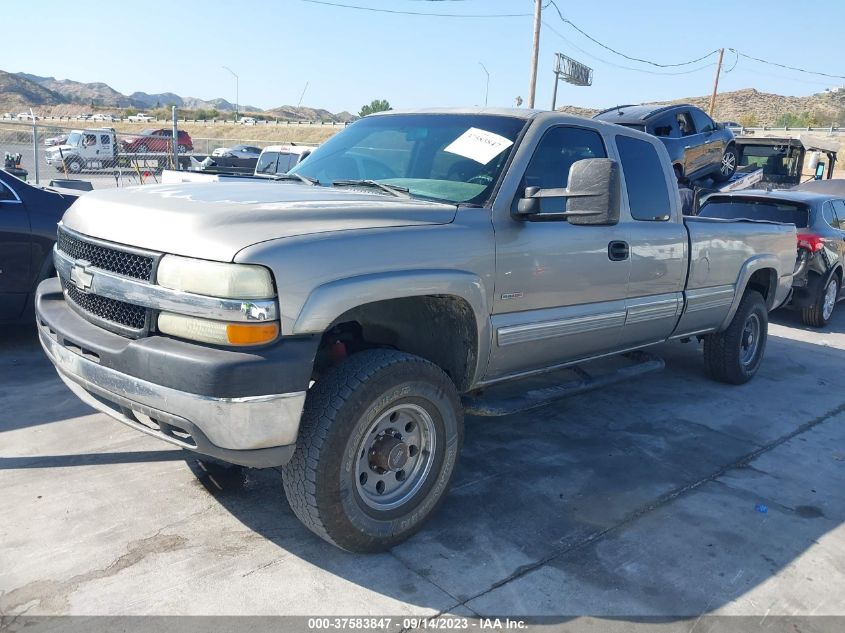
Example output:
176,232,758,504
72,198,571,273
1,308,844,620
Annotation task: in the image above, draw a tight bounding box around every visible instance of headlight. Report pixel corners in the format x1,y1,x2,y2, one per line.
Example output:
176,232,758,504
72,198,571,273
158,312,279,346
157,255,275,299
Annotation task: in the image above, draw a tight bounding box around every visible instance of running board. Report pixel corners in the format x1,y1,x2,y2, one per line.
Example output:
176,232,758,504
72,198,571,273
462,351,665,417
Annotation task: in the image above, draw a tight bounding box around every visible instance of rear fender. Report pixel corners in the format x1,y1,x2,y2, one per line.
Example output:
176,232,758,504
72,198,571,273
719,255,780,330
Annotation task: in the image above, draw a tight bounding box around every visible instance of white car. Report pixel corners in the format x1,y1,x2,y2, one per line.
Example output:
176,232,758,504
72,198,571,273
127,113,154,122
17,112,38,121
254,144,317,175
90,113,117,122
238,117,257,125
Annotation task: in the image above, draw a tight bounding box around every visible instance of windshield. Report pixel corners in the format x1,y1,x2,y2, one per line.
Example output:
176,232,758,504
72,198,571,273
255,152,281,174
65,132,83,147
698,199,809,228
140,129,155,136
737,144,801,177
288,113,527,204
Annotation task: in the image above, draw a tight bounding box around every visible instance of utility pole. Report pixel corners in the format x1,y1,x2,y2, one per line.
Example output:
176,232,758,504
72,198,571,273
708,48,725,117
528,0,542,108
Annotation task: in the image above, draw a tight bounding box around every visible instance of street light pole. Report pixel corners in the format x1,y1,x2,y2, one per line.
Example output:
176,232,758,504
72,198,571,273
222,66,239,121
478,62,490,107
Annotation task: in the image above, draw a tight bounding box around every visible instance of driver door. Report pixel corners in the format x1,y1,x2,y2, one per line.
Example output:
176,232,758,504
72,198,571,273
486,125,631,380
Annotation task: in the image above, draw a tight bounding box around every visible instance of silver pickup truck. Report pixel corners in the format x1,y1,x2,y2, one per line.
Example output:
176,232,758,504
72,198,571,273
35,108,796,552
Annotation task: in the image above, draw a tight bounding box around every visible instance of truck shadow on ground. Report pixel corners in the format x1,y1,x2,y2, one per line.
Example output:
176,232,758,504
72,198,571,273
0,323,104,430
185,320,845,617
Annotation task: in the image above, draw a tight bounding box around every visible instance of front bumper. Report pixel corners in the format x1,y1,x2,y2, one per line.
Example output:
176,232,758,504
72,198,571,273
36,278,318,467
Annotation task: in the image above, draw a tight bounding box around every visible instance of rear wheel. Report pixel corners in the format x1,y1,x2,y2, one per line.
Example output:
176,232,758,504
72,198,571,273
703,290,767,384
177,144,187,153
136,143,148,153
281,349,463,552
715,145,738,182
802,275,839,328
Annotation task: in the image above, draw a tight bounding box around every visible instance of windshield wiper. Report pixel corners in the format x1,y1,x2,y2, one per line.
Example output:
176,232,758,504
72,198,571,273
332,179,410,198
270,173,319,186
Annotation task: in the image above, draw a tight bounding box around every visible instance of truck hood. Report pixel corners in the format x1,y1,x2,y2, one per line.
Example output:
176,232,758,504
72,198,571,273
61,181,459,261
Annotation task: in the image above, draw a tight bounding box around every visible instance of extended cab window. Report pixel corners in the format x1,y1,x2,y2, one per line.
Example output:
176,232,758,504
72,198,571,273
521,126,607,213
615,135,672,221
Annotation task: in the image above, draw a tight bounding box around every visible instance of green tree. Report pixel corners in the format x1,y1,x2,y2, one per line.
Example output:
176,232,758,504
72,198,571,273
359,99,392,117
124,107,138,118
774,111,818,128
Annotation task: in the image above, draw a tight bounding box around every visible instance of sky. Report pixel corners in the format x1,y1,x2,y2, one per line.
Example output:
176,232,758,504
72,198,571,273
4,0,844,114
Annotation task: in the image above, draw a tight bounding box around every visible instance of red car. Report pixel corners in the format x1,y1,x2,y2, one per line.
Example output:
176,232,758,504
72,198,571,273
121,128,193,153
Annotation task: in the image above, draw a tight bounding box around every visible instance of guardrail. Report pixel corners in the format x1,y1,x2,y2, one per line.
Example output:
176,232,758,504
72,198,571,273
734,125,843,135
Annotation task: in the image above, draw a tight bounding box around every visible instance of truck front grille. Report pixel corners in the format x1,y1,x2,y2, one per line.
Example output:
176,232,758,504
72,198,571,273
63,279,148,331
57,227,154,281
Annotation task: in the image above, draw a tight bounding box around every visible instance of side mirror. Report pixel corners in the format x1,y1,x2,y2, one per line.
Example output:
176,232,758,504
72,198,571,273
516,158,620,225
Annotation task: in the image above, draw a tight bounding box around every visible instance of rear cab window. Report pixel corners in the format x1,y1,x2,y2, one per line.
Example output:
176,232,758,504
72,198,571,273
615,135,672,221
698,197,810,228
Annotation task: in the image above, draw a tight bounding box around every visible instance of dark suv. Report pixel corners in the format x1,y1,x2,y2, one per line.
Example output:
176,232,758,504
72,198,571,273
698,190,845,327
594,104,737,182
121,129,193,153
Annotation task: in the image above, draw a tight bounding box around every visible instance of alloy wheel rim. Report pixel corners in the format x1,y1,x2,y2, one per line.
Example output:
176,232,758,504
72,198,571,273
823,280,837,320
354,403,436,511
721,152,736,175
740,313,761,367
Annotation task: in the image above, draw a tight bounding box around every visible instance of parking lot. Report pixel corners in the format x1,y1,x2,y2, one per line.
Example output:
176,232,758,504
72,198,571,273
1,308,844,622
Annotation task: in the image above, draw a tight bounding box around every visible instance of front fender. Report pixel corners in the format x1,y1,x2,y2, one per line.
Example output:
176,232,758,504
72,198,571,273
293,269,491,382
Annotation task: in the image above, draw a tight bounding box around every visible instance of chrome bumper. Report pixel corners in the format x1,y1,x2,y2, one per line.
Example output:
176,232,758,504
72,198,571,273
38,324,305,466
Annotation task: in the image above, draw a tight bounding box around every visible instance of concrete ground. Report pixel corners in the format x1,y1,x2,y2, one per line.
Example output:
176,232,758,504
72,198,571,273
1,308,844,621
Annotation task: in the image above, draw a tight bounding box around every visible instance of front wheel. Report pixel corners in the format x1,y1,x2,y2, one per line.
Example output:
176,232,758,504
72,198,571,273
802,275,839,328
714,145,738,182
64,156,84,174
703,290,768,384
177,144,187,153
281,349,463,552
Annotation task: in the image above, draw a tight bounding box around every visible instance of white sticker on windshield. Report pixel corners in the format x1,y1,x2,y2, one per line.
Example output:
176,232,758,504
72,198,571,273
443,127,514,165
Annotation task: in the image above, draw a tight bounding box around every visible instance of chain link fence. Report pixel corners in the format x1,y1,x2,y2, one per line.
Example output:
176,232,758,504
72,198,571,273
1,118,330,189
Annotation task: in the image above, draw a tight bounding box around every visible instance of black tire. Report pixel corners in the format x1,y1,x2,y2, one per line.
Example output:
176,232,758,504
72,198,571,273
65,156,84,174
177,144,187,153
137,143,148,153
703,290,767,384
802,274,839,328
281,349,463,552
714,145,738,182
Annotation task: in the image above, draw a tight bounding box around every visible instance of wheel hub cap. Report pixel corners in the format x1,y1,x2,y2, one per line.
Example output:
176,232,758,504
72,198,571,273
369,433,409,472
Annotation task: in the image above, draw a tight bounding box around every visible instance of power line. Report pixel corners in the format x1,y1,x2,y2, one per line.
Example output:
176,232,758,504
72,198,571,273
731,49,845,80
298,0,534,17
547,0,720,68
542,22,715,77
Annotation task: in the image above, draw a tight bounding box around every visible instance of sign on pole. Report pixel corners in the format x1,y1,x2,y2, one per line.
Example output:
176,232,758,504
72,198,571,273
552,53,593,110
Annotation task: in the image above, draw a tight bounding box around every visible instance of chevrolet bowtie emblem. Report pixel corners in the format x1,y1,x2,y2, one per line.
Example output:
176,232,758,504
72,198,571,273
70,261,94,293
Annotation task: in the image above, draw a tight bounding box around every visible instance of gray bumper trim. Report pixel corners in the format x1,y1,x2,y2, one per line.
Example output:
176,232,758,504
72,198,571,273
39,324,305,454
